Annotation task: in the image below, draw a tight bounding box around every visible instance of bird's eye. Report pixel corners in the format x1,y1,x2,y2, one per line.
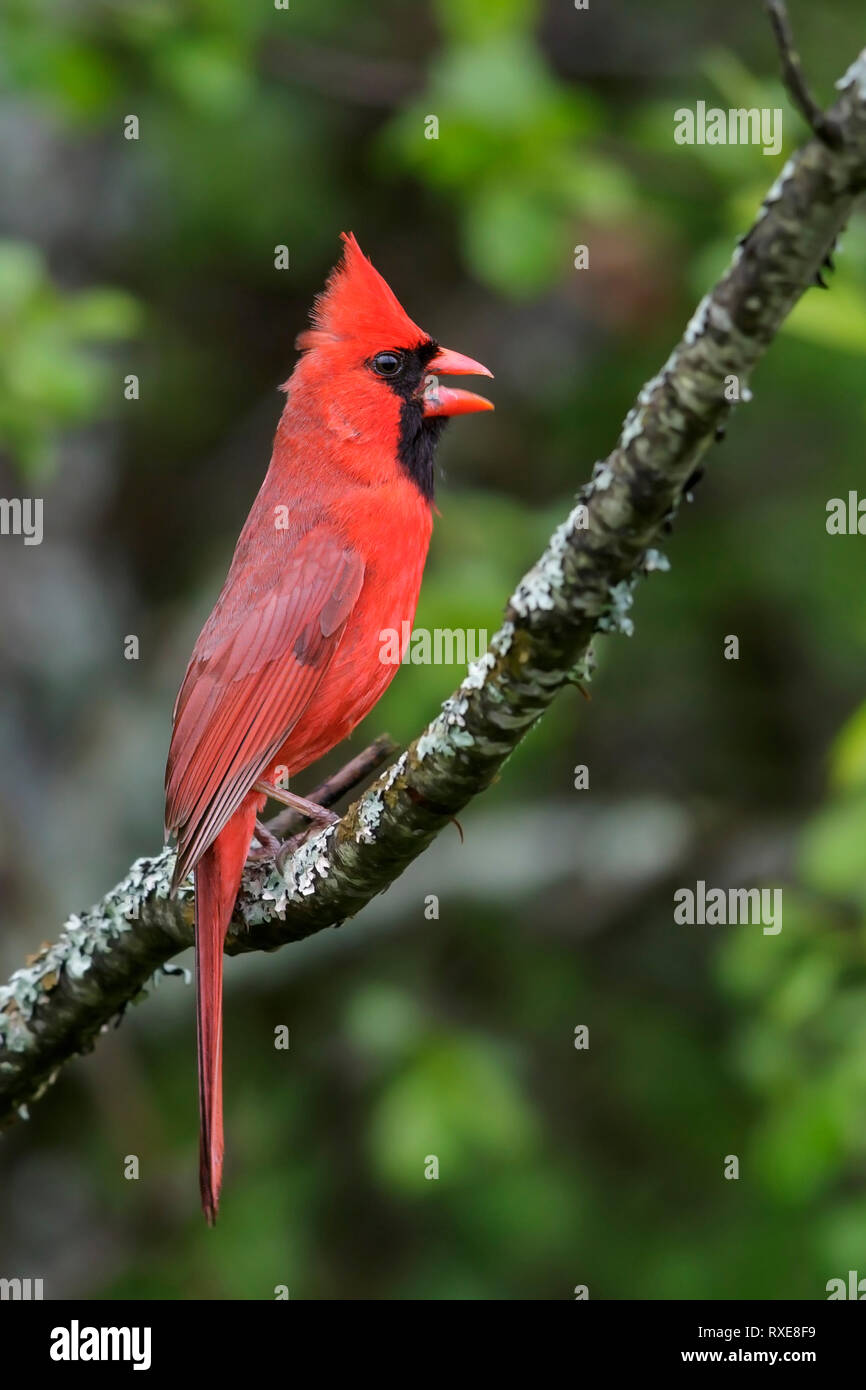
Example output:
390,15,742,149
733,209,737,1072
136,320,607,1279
371,351,404,377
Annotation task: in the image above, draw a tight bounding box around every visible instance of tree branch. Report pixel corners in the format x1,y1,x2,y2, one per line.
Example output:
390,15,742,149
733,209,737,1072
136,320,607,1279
3,40,866,1127
765,0,845,148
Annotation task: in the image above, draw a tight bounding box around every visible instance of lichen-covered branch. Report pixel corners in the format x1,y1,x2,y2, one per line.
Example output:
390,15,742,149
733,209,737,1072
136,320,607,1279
3,48,866,1127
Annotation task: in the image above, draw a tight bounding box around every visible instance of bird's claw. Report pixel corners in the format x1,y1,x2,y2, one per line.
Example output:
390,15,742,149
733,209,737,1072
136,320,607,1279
247,811,338,874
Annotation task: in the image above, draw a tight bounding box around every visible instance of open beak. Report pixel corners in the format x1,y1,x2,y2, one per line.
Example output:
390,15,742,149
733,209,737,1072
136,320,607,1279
421,346,494,418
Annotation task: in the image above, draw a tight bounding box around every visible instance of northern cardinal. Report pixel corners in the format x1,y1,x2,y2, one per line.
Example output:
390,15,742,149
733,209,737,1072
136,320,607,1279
165,233,493,1222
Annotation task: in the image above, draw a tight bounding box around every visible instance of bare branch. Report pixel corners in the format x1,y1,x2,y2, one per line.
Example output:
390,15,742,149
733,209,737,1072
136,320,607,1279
765,0,845,148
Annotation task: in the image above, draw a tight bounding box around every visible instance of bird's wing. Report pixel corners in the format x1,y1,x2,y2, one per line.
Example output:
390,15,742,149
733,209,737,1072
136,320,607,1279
165,526,365,884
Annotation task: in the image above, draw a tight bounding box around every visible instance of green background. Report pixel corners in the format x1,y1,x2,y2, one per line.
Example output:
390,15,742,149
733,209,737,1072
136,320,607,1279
1,0,866,1299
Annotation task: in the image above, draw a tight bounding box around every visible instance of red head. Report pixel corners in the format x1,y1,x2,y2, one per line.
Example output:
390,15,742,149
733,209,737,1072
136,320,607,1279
290,233,493,499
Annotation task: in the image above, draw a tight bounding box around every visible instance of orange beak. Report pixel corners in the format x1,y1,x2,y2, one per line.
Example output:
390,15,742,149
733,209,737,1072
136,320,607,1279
421,346,494,418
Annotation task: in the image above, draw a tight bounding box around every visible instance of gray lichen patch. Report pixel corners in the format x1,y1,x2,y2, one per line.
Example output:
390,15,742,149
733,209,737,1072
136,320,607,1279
0,849,182,1052
836,49,866,96
597,580,637,637
620,405,646,449
462,650,496,691
381,750,409,791
411,624,518,765
565,643,597,687
416,691,474,761
683,294,712,345
509,503,594,618
590,461,615,491
354,787,385,844
755,157,799,221
282,825,334,900
642,548,671,575
240,824,336,921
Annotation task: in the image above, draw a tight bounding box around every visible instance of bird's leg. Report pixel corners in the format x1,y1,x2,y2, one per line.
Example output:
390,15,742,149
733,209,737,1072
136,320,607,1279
246,819,283,861
253,781,340,827
247,736,400,870
262,735,397,839
251,784,339,877
246,787,337,871
274,826,327,877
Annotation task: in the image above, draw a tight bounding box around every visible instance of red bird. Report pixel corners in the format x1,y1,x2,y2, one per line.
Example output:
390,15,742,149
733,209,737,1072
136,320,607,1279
165,233,493,1222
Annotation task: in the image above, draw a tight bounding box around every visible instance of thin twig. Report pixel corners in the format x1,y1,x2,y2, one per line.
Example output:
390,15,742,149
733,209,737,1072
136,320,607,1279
765,0,845,149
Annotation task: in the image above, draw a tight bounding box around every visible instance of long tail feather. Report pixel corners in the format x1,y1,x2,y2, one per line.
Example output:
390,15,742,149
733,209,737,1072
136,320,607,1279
194,802,256,1224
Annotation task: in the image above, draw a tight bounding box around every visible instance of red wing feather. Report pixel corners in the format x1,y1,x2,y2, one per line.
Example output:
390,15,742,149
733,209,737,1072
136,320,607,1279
165,527,364,887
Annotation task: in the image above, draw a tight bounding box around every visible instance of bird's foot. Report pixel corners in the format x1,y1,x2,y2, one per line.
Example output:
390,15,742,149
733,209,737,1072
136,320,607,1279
273,824,332,877
247,788,339,872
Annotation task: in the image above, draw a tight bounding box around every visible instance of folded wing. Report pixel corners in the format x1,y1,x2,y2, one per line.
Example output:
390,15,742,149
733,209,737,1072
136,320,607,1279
165,526,365,888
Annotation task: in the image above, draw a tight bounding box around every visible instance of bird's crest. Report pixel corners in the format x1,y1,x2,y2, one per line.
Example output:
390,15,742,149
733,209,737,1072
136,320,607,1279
297,233,427,353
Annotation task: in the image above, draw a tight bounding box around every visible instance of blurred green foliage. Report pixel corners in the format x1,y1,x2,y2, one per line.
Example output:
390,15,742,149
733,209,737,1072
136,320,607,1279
2,0,866,1301
0,241,139,474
